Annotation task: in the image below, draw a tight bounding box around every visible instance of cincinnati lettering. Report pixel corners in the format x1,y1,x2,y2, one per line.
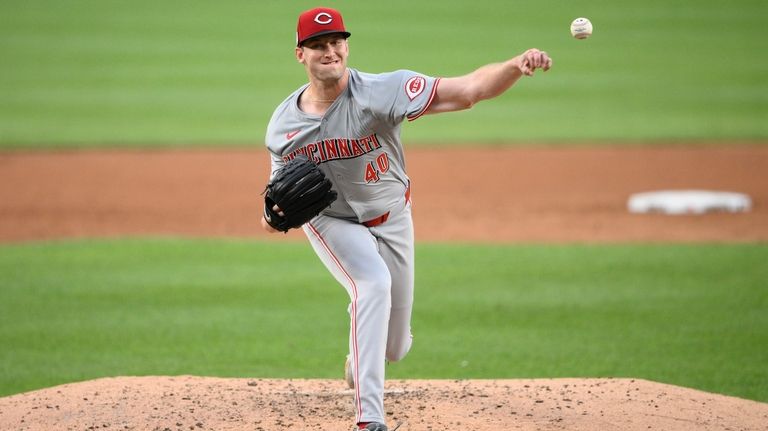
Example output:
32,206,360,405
283,134,382,164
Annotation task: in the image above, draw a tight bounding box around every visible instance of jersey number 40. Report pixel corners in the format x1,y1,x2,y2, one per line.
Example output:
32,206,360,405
364,152,390,183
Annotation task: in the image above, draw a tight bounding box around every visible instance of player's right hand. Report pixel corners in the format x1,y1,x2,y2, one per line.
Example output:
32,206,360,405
517,48,552,76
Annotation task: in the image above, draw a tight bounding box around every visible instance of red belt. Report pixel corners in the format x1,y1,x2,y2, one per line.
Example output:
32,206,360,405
362,182,411,228
363,212,389,227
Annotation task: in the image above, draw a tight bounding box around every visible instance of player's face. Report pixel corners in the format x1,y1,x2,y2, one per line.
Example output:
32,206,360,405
296,34,349,83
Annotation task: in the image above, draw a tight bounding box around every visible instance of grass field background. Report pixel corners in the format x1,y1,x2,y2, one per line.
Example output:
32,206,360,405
1,0,767,146
1,0,767,407
1,240,766,401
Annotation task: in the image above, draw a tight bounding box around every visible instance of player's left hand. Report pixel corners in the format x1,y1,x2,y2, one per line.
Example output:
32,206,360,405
516,48,552,76
262,155,337,233
260,204,285,233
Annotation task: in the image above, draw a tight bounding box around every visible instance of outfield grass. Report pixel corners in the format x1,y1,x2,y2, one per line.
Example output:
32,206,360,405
1,0,767,146
1,239,765,401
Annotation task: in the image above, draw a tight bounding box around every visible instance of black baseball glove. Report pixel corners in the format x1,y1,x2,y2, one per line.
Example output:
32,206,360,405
263,155,337,232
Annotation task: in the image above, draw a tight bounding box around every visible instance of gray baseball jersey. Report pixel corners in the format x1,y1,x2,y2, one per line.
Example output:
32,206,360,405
266,68,440,223
266,67,439,425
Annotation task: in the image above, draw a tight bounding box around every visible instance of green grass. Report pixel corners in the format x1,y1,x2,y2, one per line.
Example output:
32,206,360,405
1,0,767,147
1,239,766,401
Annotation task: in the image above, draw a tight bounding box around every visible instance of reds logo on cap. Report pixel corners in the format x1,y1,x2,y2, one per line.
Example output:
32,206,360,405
296,7,352,46
314,12,333,25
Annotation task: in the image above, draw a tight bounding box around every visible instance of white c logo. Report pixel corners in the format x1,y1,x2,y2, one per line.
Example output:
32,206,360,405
314,12,333,25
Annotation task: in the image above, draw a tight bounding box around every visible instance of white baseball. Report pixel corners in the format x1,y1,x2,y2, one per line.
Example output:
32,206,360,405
570,17,593,39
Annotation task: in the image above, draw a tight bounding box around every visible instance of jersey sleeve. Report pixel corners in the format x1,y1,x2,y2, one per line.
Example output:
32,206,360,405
369,70,440,125
268,152,285,180
264,117,286,180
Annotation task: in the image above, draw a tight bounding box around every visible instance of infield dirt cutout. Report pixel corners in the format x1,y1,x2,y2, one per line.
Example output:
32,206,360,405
1,145,767,430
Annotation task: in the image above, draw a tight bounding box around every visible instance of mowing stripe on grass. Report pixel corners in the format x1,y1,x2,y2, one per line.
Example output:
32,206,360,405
1,0,767,146
1,239,766,401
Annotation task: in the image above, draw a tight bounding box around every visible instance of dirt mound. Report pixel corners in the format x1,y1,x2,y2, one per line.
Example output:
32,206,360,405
1,145,767,243
1,376,766,431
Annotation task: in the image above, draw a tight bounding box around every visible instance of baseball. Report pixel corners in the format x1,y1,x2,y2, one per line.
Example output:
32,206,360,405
570,17,593,39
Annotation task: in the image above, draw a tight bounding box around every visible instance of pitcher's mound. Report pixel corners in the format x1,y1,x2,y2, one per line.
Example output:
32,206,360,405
1,376,766,431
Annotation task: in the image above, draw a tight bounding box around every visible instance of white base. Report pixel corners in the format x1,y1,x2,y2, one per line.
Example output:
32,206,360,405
627,190,752,215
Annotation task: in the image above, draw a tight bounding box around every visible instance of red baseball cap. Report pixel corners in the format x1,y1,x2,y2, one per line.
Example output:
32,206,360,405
296,7,351,46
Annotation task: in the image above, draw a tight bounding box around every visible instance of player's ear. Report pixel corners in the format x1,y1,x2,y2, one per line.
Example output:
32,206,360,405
295,46,305,64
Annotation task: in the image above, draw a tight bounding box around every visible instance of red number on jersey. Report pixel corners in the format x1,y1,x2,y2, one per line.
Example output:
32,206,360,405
376,152,390,173
365,162,380,183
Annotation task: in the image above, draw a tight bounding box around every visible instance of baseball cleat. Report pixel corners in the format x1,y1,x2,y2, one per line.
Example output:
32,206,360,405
358,422,388,431
344,355,355,389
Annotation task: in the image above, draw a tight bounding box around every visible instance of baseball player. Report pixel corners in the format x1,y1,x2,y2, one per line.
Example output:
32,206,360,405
261,7,552,431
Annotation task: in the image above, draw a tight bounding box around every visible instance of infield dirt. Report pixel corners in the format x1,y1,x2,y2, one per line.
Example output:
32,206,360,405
1,144,767,243
1,145,767,430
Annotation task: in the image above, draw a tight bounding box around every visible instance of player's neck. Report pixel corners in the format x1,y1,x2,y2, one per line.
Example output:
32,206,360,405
309,70,348,99
301,71,349,114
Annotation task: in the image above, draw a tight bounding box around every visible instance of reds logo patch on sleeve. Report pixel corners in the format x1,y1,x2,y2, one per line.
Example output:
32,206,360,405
404,76,426,101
